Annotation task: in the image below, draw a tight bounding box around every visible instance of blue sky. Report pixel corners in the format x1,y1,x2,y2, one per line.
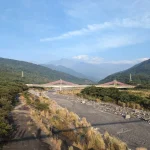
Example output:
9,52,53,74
0,0,150,64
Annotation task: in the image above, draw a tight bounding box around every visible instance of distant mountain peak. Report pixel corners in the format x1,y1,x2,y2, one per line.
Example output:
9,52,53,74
46,59,133,81
42,63,93,82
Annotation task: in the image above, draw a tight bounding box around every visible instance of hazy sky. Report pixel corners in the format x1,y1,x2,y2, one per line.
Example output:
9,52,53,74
0,0,150,64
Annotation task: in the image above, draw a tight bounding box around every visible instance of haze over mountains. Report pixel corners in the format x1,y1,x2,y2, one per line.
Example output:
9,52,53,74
1,57,150,85
100,59,150,85
43,64,88,80
45,58,134,81
0,57,93,84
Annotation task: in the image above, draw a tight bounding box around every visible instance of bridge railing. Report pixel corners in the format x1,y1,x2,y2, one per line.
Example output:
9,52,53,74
27,84,135,89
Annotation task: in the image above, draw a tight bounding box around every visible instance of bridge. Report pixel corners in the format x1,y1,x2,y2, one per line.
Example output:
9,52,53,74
27,79,87,90
27,79,135,90
97,80,135,89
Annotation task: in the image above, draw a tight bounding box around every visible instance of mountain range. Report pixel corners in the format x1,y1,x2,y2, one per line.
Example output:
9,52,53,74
99,59,150,85
1,57,149,86
46,58,134,81
43,64,88,80
0,57,93,84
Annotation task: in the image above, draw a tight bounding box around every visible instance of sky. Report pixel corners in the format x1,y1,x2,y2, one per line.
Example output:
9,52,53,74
0,0,150,64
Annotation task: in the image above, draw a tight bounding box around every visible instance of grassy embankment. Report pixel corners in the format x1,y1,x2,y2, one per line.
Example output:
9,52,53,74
21,91,128,150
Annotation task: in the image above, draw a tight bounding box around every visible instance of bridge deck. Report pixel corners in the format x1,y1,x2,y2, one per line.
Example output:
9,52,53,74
26,84,135,89
27,79,135,89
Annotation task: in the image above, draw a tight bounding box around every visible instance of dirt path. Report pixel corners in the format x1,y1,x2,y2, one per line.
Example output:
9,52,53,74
2,101,49,150
47,91,150,150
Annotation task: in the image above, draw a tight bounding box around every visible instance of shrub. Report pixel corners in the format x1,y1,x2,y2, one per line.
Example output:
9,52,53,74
0,117,12,137
0,82,27,141
80,86,150,110
68,146,74,150
130,103,136,109
104,132,127,150
34,101,49,111
135,104,141,109
50,138,62,150
103,96,113,102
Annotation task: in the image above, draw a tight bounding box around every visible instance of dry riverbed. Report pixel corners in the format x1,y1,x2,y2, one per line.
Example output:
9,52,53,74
46,91,150,150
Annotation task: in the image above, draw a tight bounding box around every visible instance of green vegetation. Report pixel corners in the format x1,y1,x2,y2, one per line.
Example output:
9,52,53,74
0,57,92,84
135,84,150,89
99,59,150,85
34,101,49,111
79,86,150,110
0,81,28,141
23,92,48,111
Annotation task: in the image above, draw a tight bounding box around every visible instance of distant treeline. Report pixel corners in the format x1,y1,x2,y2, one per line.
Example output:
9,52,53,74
79,86,150,110
0,81,28,142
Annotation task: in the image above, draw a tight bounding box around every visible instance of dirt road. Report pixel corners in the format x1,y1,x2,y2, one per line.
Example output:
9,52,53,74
47,91,150,149
2,101,49,150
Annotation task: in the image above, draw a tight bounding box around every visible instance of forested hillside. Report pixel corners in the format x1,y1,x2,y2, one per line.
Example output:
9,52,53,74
0,58,92,84
99,59,150,85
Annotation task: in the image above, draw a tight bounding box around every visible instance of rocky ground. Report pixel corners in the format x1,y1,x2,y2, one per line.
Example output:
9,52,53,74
46,90,150,150
77,98,150,124
30,88,150,124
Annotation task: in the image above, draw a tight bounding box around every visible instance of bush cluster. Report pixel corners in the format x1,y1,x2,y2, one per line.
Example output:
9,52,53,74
80,86,150,110
23,92,49,111
0,81,28,141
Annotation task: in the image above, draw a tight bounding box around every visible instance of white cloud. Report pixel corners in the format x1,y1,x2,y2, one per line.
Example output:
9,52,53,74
63,0,150,21
51,34,145,56
105,58,149,65
73,55,104,64
97,34,144,49
89,57,104,64
40,16,150,42
63,0,99,19
73,55,149,65
137,57,149,62
73,55,89,61
40,28,88,42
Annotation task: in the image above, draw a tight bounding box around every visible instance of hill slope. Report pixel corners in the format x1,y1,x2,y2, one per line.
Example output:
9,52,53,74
99,59,150,85
42,64,90,79
0,57,93,84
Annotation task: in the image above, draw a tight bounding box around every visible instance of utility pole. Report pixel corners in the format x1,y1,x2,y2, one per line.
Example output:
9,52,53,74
114,79,117,87
22,71,24,78
59,79,62,91
129,74,132,82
